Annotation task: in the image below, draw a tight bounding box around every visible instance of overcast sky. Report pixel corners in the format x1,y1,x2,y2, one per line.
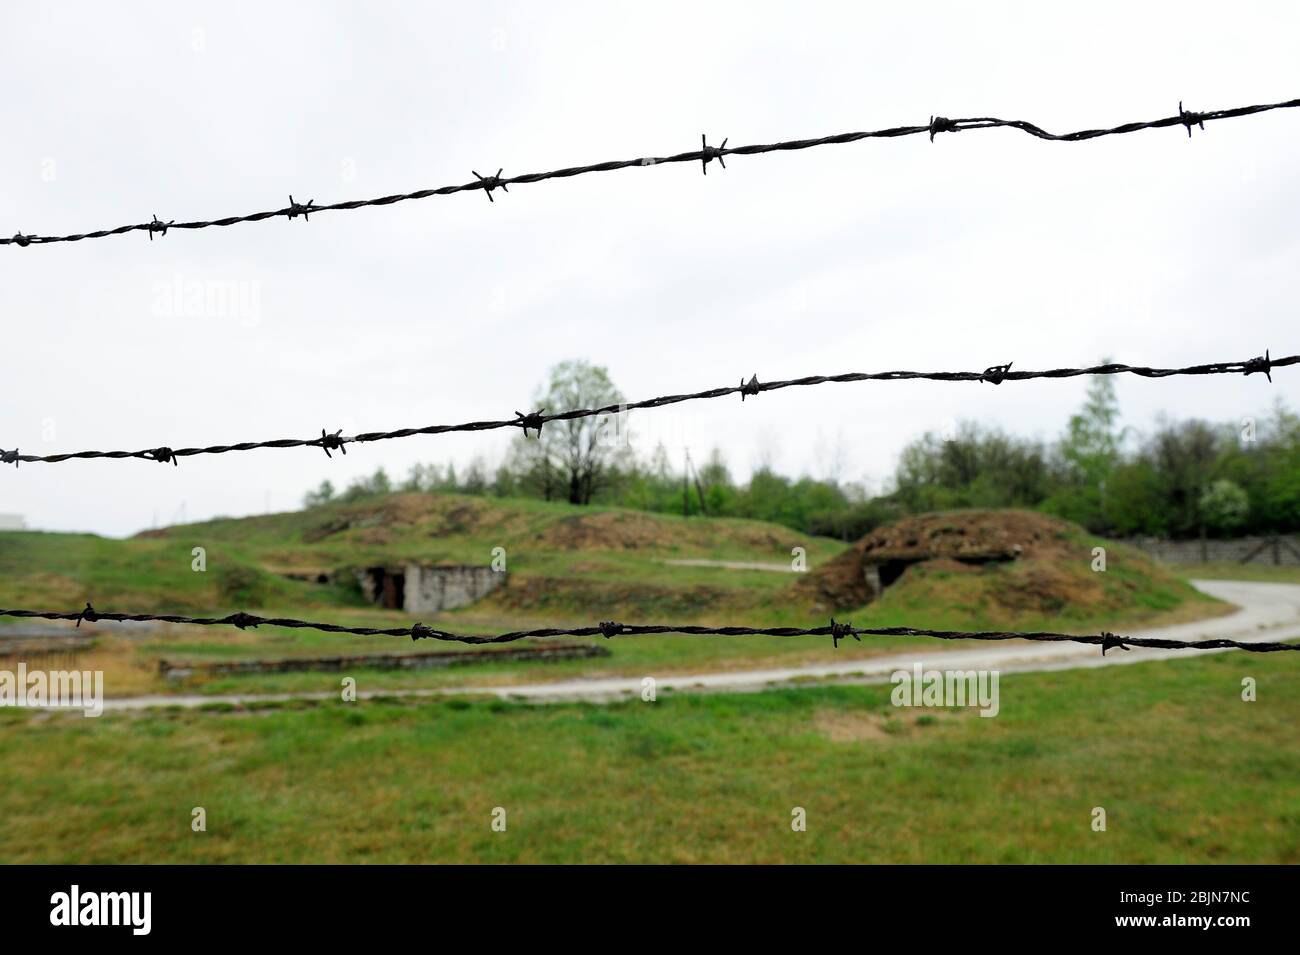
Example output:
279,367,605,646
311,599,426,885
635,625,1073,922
2,1,1298,537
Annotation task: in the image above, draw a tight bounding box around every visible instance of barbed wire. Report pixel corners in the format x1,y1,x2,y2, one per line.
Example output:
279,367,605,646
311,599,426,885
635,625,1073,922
1,603,1295,654
5,97,1298,248
2,351,1289,468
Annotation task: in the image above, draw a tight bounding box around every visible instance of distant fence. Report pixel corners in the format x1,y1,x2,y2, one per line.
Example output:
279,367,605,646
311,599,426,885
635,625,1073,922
1125,535,1300,566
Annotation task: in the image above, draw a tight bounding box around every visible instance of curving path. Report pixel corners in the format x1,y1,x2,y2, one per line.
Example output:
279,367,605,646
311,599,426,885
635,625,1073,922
95,580,1300,711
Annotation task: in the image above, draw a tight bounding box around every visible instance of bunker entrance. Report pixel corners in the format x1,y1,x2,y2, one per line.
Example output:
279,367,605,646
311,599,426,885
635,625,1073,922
876,559,916,589
873,553,1019,591
365,567,406,610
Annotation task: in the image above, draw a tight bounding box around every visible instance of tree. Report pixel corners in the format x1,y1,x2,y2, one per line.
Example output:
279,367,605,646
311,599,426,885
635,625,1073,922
506,433,559,501
302,480,335,508
1199,479,1250,535
340,466,393,502
462,455,489,495
491,460,519,497
1104,459,1171,536
893,422,1049,513
402,463,434,493
1045,365,1123,530
1147,418,1219,537
516,360,628,505
1258,402,1300,531
698,447,736,515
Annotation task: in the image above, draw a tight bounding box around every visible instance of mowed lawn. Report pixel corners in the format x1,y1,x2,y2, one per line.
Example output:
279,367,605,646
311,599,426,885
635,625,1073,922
1,650,1296,863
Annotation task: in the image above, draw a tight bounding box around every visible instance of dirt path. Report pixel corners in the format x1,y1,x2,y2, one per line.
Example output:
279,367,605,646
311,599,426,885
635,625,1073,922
660,559,800,572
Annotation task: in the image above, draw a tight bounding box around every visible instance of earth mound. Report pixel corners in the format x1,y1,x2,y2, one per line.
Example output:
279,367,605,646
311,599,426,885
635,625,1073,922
798,509,1179,618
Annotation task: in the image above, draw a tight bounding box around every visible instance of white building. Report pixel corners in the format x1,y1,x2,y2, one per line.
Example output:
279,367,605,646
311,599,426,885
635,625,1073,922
0,514,28,531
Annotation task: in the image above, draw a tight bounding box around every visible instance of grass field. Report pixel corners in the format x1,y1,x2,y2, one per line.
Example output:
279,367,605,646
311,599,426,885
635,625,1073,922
0,649,1294,863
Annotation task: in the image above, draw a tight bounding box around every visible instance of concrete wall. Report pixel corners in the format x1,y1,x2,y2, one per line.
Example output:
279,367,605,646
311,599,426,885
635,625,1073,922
862,564,882,601
1124,535,1300,566
404,564,505,613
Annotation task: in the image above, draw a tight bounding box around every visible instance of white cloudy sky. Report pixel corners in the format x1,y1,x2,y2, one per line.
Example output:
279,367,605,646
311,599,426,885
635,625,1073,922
2,0,1298,537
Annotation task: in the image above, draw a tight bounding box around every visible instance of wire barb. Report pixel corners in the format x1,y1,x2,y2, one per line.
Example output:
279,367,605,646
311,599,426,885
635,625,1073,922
226,612,260,630
317,428,347,458
599,620,625,639
410,622,435,642
1101,631,1131,656
929,115,958,142
740,374,761,401
147,215,173,241
0,448,19,468
75,602,98,628
515,409,545,438
830,617,859,649
472,168,507,202
287,195,315,222
11,231,30,247
1244,349,1273,382
981,362,1013,385
148,447,178,467
1179,100,1206,138
701,134,728,174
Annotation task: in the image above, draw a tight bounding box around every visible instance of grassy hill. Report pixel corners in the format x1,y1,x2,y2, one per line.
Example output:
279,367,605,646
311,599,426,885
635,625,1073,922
0,493,842,618
0,497,1226,697
800,509,1219,631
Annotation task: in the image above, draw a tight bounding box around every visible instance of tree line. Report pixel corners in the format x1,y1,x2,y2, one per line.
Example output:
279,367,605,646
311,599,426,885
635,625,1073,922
303,359,1300,541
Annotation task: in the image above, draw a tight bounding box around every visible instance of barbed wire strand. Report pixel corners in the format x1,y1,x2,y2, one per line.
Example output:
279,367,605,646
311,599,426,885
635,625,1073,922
2,352,1290,468
0,604,1295,654
5,97,1298,248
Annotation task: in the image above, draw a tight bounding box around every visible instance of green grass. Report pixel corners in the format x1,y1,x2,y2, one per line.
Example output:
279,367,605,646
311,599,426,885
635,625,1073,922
1179,562,1300,584
1,650,1294,863
0,531,346,613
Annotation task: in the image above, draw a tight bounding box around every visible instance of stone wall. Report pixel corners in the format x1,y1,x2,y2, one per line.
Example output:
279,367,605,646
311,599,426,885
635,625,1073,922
161,641,606,679
1123,535,1300,566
